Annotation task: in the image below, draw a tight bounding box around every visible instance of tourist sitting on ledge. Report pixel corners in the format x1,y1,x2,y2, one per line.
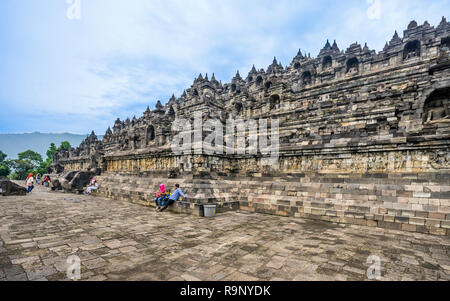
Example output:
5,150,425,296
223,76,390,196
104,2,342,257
26,173,34,193
85,178,99,195
154,184,168,211
158,184,186,212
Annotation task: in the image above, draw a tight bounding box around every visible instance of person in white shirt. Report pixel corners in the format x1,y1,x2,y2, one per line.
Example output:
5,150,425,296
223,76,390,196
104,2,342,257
26,173,35,193
85,178,99,195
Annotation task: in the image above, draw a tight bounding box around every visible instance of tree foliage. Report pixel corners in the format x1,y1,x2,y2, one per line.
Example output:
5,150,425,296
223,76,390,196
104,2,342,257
0,150,7,162
46,143,57,161
5,142,67,180
8,150,43,180
57,141,71,151
8,159,35,180
0,150,10,177
0,165,10,177
18,150,43,165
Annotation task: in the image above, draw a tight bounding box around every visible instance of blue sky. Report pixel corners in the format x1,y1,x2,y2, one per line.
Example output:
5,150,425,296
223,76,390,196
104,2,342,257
0,0,449,135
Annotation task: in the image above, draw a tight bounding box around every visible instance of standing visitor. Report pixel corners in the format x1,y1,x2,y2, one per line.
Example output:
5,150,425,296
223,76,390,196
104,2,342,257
26,173,35,193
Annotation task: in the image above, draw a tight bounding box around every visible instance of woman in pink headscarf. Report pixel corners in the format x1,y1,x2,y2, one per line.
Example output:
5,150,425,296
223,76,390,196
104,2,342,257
154,184,167,210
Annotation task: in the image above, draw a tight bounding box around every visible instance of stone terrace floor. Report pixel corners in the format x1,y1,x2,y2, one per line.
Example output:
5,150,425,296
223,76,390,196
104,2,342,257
0,184,449,281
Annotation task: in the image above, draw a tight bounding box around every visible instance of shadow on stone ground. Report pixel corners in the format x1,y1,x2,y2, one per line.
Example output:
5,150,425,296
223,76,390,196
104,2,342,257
0,184,449,281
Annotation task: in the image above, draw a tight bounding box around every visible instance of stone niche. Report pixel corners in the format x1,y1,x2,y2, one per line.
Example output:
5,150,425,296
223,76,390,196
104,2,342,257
346,57,359,74
423,87,450,124
403,40,421,60
441,36,450,52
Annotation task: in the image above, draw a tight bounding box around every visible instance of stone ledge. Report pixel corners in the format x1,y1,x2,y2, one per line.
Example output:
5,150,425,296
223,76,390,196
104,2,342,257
243,203,450,236
93,190,239,217
92,172,450,236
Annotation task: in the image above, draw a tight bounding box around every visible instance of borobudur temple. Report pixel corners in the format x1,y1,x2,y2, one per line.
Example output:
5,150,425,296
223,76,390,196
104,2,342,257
50,18,450,236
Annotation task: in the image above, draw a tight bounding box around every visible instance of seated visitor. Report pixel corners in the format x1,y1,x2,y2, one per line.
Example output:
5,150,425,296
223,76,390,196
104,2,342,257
85,178,99,195
154,184,167,210
158,184,186,212
42,175,51,187
26,173,35,193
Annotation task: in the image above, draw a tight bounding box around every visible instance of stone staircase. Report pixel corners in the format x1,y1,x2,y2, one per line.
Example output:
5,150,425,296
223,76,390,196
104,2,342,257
92,172,449,235
93,174,239,216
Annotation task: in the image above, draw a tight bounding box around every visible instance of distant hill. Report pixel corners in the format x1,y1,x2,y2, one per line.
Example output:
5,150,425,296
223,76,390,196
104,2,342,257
0,132,102,159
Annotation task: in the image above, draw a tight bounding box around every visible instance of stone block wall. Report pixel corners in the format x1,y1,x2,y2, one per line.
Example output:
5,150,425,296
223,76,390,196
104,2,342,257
93,174,240,216
92,171,450,236
238,173,450,236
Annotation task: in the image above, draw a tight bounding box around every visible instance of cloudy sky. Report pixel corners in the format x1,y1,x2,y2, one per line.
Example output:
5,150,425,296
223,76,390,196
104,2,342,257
0,0,449,135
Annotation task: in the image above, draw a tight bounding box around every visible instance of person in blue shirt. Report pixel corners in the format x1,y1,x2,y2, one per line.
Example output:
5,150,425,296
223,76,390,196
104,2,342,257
159,184,186,212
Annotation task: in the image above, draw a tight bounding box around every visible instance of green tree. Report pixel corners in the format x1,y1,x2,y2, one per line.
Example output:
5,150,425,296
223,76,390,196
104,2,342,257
46,143,57,161
8,159,36,180
18,150,43,167
0,150,10,177
0,150,7,162
0,163,10,177
57,141,71,151
8,150,43,180
37,160,51,176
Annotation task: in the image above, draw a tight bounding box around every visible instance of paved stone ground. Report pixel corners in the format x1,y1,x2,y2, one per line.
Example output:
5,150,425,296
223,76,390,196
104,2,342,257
0,184,449,281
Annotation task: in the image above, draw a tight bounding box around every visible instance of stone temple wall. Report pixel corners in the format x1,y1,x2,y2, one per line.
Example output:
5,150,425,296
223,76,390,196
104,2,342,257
92,172,450,236
52,19,450,235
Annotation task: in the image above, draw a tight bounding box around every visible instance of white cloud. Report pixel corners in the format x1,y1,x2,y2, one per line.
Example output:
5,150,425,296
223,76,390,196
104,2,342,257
1,0,449,134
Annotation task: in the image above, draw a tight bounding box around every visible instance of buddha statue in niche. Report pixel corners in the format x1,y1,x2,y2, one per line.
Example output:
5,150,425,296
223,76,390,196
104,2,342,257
424,98,449,124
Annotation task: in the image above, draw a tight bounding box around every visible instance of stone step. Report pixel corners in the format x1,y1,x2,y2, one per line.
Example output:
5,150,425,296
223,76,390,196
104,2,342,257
92,173,449,235
96,175,449,211
97,176,450,192
94,189,238,216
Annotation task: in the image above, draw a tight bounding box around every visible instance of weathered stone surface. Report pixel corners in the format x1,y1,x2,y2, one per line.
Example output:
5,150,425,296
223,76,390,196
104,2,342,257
0,177,27,196
51,179,62,191
60,171,93,192
1,186,449,281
